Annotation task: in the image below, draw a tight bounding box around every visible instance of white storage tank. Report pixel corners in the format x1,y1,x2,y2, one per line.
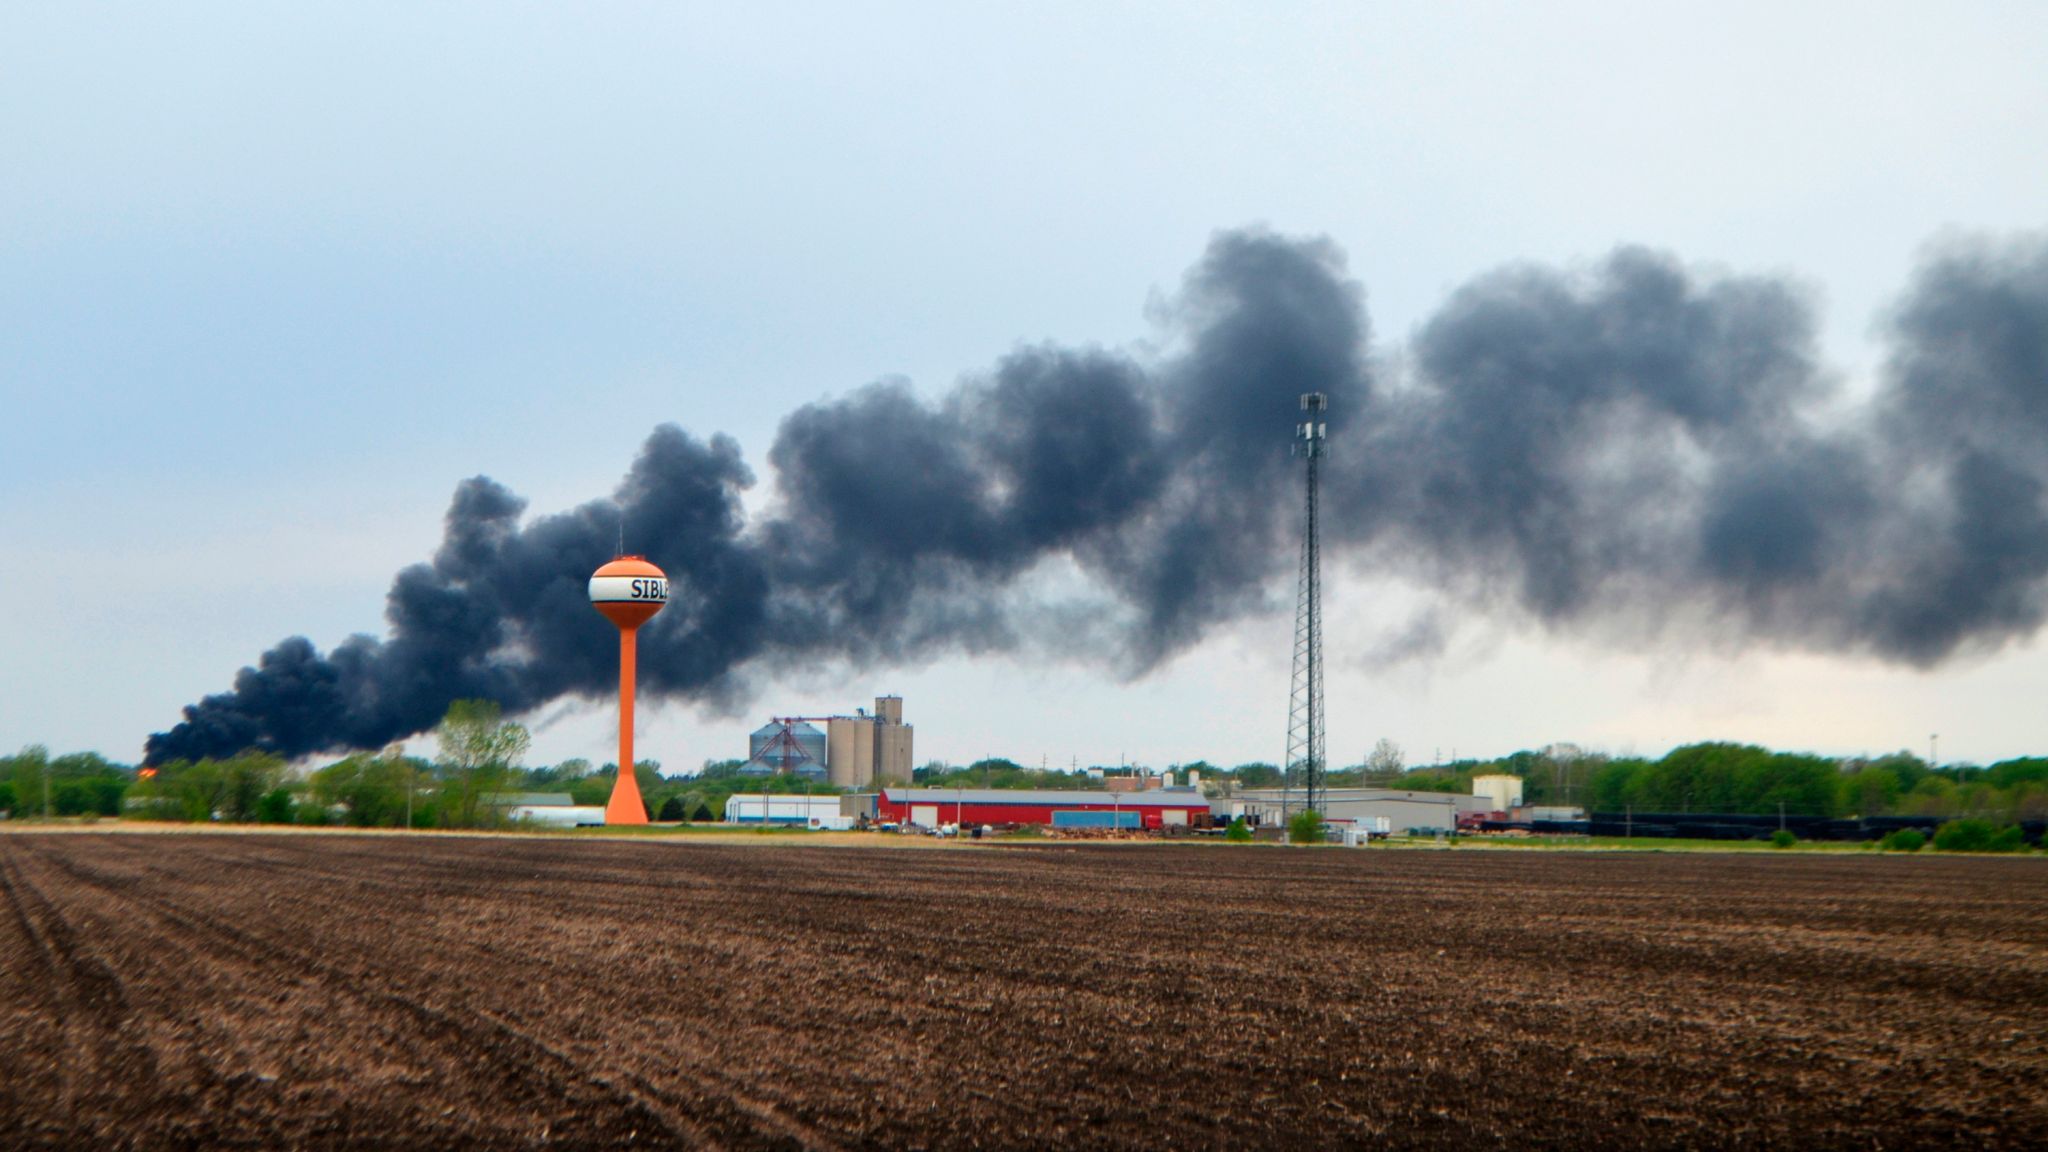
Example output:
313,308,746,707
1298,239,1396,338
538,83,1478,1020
1472,773,1524,811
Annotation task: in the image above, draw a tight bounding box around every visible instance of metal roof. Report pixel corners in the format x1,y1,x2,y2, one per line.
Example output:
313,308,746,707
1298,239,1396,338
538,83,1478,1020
492,792,576,807
881,788,1208,808
1236,787,1459,805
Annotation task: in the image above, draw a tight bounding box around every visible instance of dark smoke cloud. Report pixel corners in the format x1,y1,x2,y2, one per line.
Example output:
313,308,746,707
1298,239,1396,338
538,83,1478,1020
147,228,2048,763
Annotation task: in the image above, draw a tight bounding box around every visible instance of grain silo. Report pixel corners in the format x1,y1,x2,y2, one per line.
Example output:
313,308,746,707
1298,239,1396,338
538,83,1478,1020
747,720,828,779
825,696,913,787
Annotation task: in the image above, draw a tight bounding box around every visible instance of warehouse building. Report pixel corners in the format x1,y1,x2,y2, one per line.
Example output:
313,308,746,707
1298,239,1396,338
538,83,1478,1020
723,793,855,829
1223,787,1494,834
494,793,607,828
878,788,1210,830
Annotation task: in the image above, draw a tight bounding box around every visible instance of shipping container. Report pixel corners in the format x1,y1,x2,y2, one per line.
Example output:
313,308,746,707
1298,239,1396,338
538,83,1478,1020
1052,809,1142,828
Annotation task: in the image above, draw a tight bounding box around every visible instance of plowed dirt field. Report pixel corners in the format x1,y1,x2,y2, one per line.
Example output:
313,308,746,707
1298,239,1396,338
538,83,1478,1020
1,832,2043,1149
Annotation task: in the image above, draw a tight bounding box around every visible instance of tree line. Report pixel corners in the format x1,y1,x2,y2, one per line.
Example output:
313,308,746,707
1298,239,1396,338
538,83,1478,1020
7,714,2047,829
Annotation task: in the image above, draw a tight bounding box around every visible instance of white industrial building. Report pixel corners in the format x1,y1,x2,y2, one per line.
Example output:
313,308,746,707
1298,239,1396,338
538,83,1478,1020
722,793,857,829
1222,787,1495,834
495,793,607,828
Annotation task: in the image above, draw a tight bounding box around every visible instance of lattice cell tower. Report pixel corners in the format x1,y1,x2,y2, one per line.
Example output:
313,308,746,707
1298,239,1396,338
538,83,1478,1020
1285,392,1329,821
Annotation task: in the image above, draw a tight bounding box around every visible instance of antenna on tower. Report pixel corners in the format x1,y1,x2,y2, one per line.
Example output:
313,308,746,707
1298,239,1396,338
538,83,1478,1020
1284,392,1329,827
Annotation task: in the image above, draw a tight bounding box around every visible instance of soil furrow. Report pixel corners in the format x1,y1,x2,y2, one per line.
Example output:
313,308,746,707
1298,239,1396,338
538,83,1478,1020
0,832,2042,1150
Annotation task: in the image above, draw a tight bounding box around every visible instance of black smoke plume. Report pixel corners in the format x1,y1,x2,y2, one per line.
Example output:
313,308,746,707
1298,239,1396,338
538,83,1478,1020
146,228,2048,763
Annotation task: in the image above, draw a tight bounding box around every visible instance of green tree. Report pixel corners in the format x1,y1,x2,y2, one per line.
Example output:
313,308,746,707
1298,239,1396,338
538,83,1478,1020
1742,753,1841,817
1225,816,1253,843
3,745,51,818
1839,766,1903,816
133,753,284,822
435,700,530,828
1901,776,1959,818
1231,762,1282,788
50,751,125,779
523,757,593,789
1287,809,1326,845
52,780,101,817
220,752,286,822
1880,828,1925,852
1988,826,2027,852
1933,819,1997,852
0,781,15,814
256,788,296,824
1984,757,2048,789
1587,757,1654,811
310,750,422,828
569,774,610,806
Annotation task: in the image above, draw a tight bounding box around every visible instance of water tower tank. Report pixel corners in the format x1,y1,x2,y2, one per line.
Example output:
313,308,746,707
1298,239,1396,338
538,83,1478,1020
589,556,669,629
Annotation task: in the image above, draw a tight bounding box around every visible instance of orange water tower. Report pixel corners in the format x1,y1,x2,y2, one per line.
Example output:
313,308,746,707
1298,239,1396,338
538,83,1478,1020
589,556,668,825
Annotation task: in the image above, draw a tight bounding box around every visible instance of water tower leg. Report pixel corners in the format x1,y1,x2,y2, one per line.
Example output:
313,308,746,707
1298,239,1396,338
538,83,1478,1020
606,627,649,825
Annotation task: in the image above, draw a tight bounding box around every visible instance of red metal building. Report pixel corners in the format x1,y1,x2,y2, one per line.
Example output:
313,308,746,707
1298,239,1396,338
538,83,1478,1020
877,788,1211,829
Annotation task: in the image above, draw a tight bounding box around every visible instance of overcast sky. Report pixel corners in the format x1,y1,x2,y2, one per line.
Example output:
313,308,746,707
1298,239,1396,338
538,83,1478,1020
5,3,2045,773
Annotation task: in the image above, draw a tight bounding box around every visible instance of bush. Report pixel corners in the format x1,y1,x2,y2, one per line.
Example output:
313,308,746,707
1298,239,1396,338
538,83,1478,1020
52,780,96,817
656,795,687,822
1933,819,1993,852
1770,828,1798,849
0,781,14,813
91,778,127,816
1287,809,1326,845
1225,817,1253,843
1935,819,2024,853
1880,828,1926,852
256,788,296,825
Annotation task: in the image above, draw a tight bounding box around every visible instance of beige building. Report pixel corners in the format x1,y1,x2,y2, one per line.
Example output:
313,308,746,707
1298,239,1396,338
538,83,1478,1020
826,696,913,787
